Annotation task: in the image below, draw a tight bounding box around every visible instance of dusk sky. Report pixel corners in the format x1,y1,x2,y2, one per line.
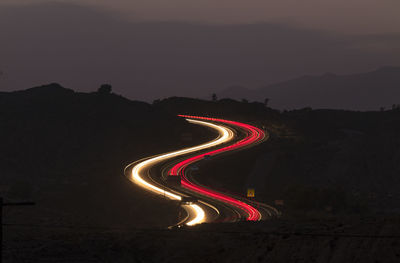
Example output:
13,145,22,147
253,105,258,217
1,0,400,100
4,0,400,33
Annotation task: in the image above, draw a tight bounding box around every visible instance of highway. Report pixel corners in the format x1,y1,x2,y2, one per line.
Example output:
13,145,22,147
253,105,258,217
125,115,279,227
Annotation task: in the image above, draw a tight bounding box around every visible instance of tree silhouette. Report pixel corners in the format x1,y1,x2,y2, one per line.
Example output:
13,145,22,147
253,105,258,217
98,84,112,94
212,93,217,101
264,98,269,107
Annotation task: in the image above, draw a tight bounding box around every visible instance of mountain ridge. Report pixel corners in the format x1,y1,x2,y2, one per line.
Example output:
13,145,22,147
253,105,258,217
216,66,400,110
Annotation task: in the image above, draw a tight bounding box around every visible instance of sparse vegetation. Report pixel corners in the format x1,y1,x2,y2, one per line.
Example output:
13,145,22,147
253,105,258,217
97,84,112,94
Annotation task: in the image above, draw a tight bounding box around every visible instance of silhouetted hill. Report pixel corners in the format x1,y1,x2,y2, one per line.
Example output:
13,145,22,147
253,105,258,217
0,84,212,228
0,83,174,173
217,66,400,110
3,90,400,263
3,90,400,231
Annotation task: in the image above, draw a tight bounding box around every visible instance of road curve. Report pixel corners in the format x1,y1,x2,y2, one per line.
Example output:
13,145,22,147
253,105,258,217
125,115,275,226
168,115,267,221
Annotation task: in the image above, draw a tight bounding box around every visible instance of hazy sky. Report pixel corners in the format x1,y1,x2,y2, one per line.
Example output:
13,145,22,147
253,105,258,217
0,1,399,101
3,0,400,34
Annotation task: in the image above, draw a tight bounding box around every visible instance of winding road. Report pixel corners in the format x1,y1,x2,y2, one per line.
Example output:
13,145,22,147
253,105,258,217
125,115,279,227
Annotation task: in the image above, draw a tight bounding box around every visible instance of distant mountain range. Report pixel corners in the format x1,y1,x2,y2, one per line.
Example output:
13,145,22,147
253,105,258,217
216,66,400,110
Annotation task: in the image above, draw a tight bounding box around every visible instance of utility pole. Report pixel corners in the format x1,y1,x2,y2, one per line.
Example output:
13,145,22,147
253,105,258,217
0,197,35,263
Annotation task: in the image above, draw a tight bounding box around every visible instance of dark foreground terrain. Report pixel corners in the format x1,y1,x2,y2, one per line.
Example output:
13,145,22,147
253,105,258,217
2,85,400,262
4,217,400,262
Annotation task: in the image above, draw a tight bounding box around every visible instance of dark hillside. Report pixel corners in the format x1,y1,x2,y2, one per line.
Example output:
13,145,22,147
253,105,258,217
2,91,400,229
0,84,213,228
2,91,400,262
156,97,400,216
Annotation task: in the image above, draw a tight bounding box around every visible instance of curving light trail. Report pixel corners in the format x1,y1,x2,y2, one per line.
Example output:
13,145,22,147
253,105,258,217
127,119,235,226
185,204,206,226
127,115,268,226
169,115,267,221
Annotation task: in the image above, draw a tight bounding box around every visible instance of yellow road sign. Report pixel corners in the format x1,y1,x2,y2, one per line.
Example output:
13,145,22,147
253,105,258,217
247,188,255,198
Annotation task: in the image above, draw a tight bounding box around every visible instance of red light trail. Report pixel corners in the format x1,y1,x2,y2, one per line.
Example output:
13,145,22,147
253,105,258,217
169,115,266,221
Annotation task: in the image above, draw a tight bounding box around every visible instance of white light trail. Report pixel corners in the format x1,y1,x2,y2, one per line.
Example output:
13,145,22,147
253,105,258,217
186,204,206,226
127,119,234,226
